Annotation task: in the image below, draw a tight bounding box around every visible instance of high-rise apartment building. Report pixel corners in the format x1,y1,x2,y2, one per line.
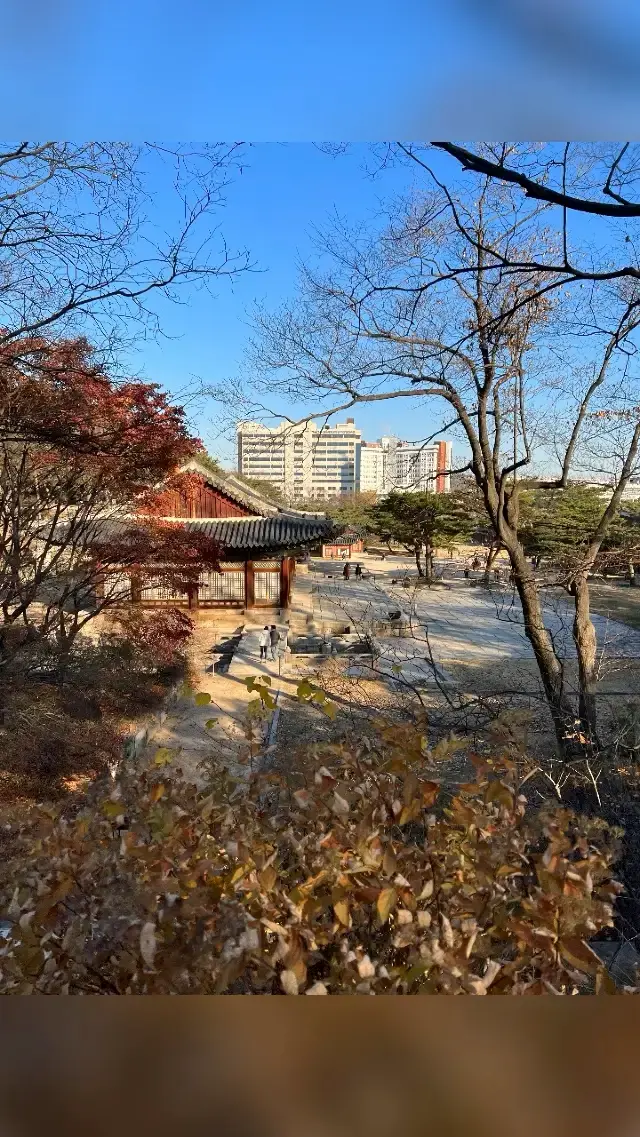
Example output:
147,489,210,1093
237,420,451,499
361,436,452,494
392,440,452,493
359,441,387,494
237,419,361,501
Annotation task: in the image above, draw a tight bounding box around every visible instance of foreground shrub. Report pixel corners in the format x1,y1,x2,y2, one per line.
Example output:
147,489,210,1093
104,607,194,671
0,611,192,794
0,687,122,793
0,712,628,994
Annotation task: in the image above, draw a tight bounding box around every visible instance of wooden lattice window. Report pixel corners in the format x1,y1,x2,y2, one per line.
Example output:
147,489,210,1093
254,569,280,603
139,580,188,602
198,569,245,602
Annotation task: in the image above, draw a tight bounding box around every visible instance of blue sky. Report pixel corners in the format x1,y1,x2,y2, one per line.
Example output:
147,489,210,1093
132,144,449,465
5,0,640,137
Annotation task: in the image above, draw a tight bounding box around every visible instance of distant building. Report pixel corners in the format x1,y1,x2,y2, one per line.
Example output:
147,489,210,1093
322,530,365,559
391,440,452,493
237,419,361,501
622,480,640,502
359,441,387,494
237,419,452,499
577,478,640,503
363,435,452,494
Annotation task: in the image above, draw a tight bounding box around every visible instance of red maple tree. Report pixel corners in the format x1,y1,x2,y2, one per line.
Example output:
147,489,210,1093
0,337,220,658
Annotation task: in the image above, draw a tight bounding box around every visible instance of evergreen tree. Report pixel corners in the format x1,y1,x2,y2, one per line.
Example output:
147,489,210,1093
369,491,474,581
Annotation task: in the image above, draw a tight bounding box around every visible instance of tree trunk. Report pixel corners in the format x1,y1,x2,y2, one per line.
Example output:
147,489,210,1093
424,544,435,583
506,544,577,755
570,573,599,743
483,543,499,587
414,546,424,577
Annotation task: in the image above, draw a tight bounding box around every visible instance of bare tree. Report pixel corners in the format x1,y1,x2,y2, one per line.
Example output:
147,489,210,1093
240,172,640,756
0,142,249,370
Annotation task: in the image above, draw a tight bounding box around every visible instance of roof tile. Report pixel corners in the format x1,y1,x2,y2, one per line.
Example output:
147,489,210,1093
183,515,334,551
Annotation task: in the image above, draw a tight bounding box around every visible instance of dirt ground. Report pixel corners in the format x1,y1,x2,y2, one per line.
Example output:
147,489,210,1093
587,580,640,632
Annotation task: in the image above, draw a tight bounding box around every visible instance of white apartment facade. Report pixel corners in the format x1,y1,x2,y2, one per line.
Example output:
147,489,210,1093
361,436,452,494
359,441,387,494
237,420,452,499
237,419,361,501
391,439,452,493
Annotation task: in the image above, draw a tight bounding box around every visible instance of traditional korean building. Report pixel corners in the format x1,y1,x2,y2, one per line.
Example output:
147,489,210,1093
134,461,334,612
321,527,365,560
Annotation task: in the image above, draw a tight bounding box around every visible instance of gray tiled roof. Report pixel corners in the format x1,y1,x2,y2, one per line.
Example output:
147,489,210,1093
183,515,335,551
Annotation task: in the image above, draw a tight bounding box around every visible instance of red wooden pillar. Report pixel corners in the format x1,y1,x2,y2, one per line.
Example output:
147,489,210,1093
130,574,142,604
245,560,255,609
187,582,199,610
280,556,294,609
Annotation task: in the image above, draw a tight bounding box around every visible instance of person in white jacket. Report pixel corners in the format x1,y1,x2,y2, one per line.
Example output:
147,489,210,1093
258,626,270,661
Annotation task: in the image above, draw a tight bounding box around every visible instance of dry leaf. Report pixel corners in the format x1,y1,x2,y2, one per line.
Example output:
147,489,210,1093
441,914,454,949
376,887,397,923
418,878,434,901
332,790,350,816
559,937,601,975
333,898,350,926
280,969,299,995
306,982,328,995
357,954,376,978
259,866,277,892
139,921,157,969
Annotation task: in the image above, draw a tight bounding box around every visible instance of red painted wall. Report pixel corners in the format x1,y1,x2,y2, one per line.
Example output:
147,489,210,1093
322,539,364,558
436,441,448,493
164,483,249,518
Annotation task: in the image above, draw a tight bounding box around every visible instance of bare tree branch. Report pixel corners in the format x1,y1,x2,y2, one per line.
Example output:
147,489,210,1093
432,142,640,217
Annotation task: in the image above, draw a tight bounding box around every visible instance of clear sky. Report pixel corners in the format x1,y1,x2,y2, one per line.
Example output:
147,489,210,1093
6,0,640,137
132,144,452,465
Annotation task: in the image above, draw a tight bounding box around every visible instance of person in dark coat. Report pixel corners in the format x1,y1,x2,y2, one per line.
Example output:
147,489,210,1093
354,563,362,579
269,624,280,659
343,563,351,580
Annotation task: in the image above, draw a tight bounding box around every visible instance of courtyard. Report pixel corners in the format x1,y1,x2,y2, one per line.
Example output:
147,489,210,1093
303,552,640,669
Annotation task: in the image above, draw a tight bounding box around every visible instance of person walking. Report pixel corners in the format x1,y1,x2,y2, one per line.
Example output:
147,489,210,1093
343,562,351,580
269,624,280,660
258,626,269,661
354,563,362,579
